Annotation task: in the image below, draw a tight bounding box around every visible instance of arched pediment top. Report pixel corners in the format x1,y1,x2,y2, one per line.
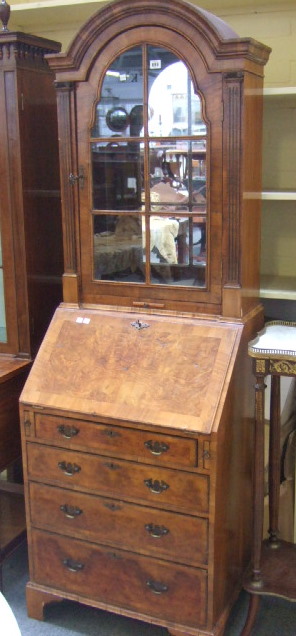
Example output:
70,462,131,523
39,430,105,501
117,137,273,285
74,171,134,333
47,0,270,81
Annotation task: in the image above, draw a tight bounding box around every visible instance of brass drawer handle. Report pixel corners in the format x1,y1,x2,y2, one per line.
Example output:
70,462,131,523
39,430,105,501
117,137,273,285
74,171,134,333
145,523,169,538
144,440,169,456
144,479,169,494
146,579,169,595
57,424,80,439
63,558,84,572
58,461,81,476
60,504,83,519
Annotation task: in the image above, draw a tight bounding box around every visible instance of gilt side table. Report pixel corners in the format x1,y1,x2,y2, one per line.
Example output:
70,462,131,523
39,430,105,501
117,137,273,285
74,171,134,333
242,321,296,635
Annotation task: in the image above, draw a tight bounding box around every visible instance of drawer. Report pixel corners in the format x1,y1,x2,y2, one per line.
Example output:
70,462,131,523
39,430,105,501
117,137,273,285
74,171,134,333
27,443,209,514
29,482,208,566
34,413,198,468
31,528,207,628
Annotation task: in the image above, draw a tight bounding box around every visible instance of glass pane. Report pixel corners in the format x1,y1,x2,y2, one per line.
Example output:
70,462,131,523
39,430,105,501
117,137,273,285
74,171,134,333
149,216,206,287
93,214,145,282
90,44,208,292
147,47,206,138
0,267,7,343
149,140,206,208
92,141,143,211
91,46,143,138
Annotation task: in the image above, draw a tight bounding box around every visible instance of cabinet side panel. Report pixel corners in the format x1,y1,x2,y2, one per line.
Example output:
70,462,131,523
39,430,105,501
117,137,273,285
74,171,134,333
211,309,263,622
241,74,265,316
19,66,63,356
0,70,25,354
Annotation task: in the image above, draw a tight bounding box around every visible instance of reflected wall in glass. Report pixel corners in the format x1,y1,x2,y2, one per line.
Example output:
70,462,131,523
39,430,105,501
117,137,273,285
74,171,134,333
0,266,7,343
91,46,143,138
92,141,143,211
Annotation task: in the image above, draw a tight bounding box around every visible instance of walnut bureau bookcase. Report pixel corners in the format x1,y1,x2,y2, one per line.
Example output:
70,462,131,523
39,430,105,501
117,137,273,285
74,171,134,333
0,8,63,588
19,1,271,634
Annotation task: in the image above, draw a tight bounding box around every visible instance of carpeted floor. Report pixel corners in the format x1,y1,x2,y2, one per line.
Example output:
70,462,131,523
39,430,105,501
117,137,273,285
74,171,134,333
2,543,296,635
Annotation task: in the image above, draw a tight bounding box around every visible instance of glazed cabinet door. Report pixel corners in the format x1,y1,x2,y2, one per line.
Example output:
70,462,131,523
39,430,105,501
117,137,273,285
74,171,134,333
74,30,223,313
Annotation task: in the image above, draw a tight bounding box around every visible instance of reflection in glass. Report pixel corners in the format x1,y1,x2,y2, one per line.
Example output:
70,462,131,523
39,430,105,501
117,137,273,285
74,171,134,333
91,46,143,138
0,240,7,341
93,214,144,282
149,140,206,206
106,107,129,133
90,44,208,289
147,48,205,138
92,142,143,211
149,216,206,287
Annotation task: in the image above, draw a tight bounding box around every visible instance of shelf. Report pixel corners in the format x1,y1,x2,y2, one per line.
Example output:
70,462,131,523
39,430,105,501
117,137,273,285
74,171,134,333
10,0,104,7
7,0,108,30
0,358,30,383
244,191,296,200
261,191,296,201
261,89,296,294
260,275,296,301
264,87,296,96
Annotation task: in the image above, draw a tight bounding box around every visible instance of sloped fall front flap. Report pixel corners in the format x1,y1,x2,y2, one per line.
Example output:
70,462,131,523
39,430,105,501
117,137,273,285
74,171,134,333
20,306,242,434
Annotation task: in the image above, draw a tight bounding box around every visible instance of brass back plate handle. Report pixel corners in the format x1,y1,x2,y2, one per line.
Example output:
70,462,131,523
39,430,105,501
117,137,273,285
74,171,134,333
58,461,81,476
146,579,169,594
62,558,84,572
144,478,169,494
57,424,79,439
144,440,169,456
145,523,169,538
60,504,83,519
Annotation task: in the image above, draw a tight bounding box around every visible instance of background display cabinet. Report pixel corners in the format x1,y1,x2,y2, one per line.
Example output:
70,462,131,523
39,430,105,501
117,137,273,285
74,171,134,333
19,1,270,635
260,88,296,317
0,14,63,586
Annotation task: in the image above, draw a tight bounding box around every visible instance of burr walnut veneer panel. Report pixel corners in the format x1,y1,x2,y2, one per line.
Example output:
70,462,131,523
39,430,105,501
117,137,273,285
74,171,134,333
21,306,240,435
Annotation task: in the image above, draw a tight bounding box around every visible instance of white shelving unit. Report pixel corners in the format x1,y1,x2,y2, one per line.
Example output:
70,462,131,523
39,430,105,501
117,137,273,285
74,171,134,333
260,87,296,304
260,88,296,544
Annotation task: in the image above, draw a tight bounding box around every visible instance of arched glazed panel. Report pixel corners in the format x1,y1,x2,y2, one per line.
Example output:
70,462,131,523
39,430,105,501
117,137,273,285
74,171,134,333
90,45,208,289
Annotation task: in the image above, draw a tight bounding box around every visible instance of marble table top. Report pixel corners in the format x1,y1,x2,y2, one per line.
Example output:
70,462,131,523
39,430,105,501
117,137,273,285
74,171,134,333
248,321,296,359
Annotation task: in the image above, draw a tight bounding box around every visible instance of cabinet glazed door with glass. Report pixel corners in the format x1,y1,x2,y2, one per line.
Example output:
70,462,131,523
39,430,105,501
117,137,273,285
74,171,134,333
78,43,222,311
0,231,7,344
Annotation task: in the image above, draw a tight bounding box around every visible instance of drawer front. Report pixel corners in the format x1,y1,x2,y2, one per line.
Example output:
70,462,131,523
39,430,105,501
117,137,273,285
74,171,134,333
27,444,209,514
29,482,208,566
31,529,207,628
35,413,198,468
